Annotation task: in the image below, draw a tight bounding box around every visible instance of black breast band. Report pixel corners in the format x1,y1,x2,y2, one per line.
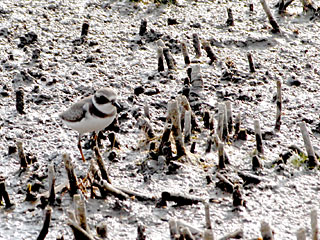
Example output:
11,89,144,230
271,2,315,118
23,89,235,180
89,102,115,118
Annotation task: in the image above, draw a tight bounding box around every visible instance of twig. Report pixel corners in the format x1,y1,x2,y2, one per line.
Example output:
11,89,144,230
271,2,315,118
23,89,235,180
254,120,264,155
93,146,112,183
169,219,180,240
16,87,25,114
311,209,319,240
139,19,147,36
0,177,14,208
216,172,234,193
260,0,281,33
296,228,306,240
247,52,256,73
225,101,233,134
275,80,282,131
68,220,95,240
168,100,186,157
180,227,195,240
95,180,129,200
192,33,202,58
137,223,147,240
16,141,28,169
226,8,235,26
299,122,319,168
36,206,52,240
63,153,79,196
260,221,274,240
159,191,204,206
157,47,165,72
202,41,217,64
96,221,108,238
181,41,191,65
163,47,176,71
219,229,243,240
48,164,55,206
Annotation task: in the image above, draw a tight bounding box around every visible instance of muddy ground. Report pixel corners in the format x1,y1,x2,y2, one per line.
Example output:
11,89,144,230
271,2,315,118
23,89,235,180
0,0,320,239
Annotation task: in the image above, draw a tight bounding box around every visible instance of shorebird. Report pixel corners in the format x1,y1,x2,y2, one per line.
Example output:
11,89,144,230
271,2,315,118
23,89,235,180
59,88,119,162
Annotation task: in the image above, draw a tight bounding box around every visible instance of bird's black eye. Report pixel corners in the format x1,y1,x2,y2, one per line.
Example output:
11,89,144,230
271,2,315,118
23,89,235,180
95,95,110,104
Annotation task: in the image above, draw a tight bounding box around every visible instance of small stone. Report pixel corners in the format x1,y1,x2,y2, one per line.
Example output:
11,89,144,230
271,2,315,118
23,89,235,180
134,86,144,96
96,221,108,238
167,18,179,25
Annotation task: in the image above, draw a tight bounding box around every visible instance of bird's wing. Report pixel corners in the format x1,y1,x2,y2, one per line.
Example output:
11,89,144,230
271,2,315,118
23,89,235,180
59,97,91,122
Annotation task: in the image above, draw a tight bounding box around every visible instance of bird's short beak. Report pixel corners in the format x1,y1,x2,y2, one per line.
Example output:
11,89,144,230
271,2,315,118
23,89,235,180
113,101,121,111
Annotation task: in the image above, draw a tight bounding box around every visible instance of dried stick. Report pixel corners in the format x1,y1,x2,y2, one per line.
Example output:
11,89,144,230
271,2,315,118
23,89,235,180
278,0,295,14
204,110,211,129
225,101,233,134
48,164,55,206
181,41,191,65
218,143,228,169
254,120,264,155
114,186,156,201
226,8,235,26
311,209,319,240
203,229,215,240
260,0,281,33
176,219,203,237
0,177,14,208
296,228,306,240
16,88,25,114
139,19,147,36
96,180,129,200
238,170,262,185
190,64,203,92
275,80,282,131
299,122,319,168
137,116,156,140
260,221,274,240
81,21,89,38
192,33,201,58
63,153,79,196
36,206,52,240
234,112,241,136
232,185,244,207
219,229,244,240
204,202,212,230
252,154,263,171
144,102,150,119
163,47,176,71
137,224,147,240
184,110,192,143
180,227,195,240
96,221,108,238
216,172,234,193
168,100,186,157
16,141,28,169
158,123,172,155
75,197,89,232
169,219,180,240
300,0,317,13
179,95,198,132
160,191,204,206
93,146,112,183
247,52,255,73
249,2,254,11
202,41,217,64
157,47,165,72
68,220,94,240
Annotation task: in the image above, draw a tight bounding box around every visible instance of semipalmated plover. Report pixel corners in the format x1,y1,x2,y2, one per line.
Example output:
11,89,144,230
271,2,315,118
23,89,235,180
59,88,118,162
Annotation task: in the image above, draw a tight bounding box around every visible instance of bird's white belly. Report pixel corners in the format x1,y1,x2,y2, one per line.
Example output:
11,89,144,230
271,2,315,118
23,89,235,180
63,114,115,134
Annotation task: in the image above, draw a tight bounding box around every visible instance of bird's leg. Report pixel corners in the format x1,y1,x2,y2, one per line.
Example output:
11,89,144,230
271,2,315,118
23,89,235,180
93,132,98,148
77,134,86,162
